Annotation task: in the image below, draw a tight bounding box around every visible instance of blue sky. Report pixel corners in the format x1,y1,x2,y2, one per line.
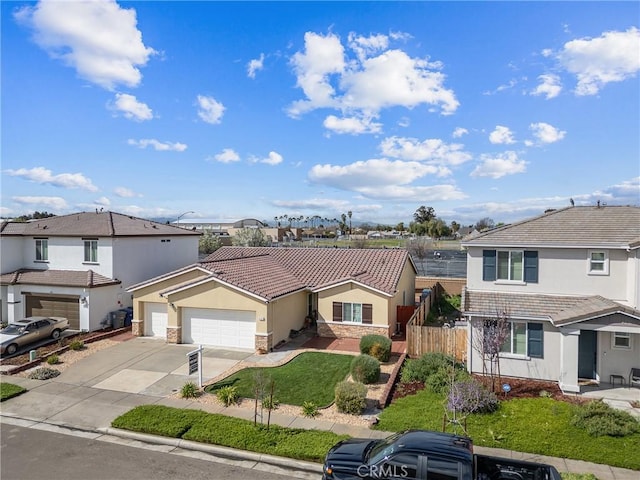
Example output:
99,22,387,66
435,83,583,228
2,1,639,226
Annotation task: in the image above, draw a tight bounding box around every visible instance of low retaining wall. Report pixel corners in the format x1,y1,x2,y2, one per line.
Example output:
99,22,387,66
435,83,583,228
377,352,407,409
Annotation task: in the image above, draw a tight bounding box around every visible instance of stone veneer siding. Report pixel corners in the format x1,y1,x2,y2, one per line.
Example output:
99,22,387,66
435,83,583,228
166,326,181,344
131,319,143,336
255,333,273,352
318,322,390,339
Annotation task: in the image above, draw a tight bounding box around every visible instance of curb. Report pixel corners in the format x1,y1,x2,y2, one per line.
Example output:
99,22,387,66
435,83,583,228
101,427,323,475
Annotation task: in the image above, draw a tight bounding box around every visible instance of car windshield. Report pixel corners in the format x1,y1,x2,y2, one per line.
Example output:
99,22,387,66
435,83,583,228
367,433,403,464
1,324,25,334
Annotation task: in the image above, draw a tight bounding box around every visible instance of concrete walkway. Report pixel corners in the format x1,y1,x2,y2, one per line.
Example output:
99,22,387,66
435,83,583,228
1,336,638,479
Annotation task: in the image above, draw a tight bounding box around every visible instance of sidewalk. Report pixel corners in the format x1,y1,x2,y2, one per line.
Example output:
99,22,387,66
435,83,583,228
1,373,638,480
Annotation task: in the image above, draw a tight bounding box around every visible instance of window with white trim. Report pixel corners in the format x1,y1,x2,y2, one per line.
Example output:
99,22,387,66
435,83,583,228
611,332,631,350
332,302,372,324
588,250,609,275
83,239,98,263
500,322,544,358
497,250,523,281
35,238,48,261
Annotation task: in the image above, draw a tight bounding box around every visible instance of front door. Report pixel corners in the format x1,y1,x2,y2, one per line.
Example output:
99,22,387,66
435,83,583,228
578,330,597,379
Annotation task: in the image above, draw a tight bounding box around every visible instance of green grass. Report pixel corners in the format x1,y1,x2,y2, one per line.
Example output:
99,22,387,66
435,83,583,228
112,405,347,463
0,383,27,402
205,352,353,407
375,389,640,470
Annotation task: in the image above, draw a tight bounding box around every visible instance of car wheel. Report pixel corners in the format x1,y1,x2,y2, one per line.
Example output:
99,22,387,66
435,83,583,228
51,329,61,340
6,344,18,355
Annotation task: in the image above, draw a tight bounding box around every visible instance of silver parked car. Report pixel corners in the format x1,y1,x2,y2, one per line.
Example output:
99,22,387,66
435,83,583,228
0,316,69,356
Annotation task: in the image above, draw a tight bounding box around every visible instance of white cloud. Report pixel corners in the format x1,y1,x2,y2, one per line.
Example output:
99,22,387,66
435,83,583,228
557,27,640,96
5,166,98,191
354,184,466,202
527,122,566,145
196,95,225,124
12,196,68,210
379,136,471,166
489,125,516,145
271,198,353,211
309,158,447,192
14,0,155,90
471,151,527,179
211,148,240,163
288,31,458,126
114,187,141,198
247,53,265,78
531,74,562,99
127,138,187,151
452,127,468,138
483,79,518,96
576,176,640,205
250,151,283,166
95,196,111,206
112,93,153,121
323,115,382,135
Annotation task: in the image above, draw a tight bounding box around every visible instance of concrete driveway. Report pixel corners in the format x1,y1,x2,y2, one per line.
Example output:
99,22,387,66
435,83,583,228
54,337,253,396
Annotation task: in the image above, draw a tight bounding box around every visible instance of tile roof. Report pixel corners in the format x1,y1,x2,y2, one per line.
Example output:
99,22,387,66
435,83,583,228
464,290,640,326
0,211,200,237
0,269,120,288
462,206,640,248
158,246,415,301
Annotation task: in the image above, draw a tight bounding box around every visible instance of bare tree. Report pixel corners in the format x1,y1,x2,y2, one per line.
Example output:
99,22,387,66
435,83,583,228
471,306,511,393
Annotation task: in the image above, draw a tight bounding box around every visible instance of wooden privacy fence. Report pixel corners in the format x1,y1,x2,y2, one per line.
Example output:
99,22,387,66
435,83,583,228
407,324,467,362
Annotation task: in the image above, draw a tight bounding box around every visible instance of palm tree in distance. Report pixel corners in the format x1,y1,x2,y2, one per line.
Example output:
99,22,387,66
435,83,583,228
347,211,352,235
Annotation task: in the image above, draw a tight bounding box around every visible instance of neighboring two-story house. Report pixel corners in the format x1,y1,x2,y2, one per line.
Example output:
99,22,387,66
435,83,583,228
0,211,200,331
461,205,640,393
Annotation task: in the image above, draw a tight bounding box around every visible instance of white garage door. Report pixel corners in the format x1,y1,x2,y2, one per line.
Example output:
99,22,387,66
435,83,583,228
144,302,168,338
182,308,256,349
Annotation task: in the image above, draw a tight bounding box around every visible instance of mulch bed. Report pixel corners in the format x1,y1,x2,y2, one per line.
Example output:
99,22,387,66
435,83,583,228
391,375,586,404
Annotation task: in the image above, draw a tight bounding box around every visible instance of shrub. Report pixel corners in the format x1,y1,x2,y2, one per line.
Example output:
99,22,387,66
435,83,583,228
301,401,319,418
262,396,279,411
447,379,499,414
400,352,463,384
359,334,392,362
69,340,85,351
216,386,238,406
46,354,60,365
27,367,60,380
335,381,367,415
180,382,199,399
572,400,639,437
350,354,380,384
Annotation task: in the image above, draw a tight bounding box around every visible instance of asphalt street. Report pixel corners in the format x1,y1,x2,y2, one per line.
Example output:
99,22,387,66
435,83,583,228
0,424,303,480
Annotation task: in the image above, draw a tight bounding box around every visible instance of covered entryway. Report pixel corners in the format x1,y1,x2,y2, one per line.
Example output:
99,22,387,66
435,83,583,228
144,302,168,338
182,308,256,349
26,294,80,329
578,330,597,380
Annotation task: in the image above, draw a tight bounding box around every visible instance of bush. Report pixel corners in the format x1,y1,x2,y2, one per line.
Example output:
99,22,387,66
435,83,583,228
69,340,85,351
350,354,380,384
301,401,319,418
262,396,279,411
216,386,238,406
400,352,463,384
46,354,60,365
27,367,60,380
359,334,392,362
572,400,639,437
447,379,499,414
180,382,199,399
335,381,367,415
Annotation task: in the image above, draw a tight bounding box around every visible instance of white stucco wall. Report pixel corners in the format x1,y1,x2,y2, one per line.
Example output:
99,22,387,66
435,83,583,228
466,246,632,304
0,237,24,274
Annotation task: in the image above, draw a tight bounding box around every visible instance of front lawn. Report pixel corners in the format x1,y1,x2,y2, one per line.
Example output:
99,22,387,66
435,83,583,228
112,405,347,463
206,351,353,407
0,382,27,401
375,389,640,471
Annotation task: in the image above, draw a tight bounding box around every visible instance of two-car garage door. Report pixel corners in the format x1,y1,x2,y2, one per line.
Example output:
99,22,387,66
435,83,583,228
182,308,255,349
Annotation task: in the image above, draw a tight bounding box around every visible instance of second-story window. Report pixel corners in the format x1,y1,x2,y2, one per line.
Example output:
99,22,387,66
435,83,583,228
483,250,538,283
497,250,523,281
84,239,98,263
35,238,48,261
588,250,608,275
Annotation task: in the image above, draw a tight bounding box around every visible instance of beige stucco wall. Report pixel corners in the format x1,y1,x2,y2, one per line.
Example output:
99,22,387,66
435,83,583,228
466,246,632,304
388,258,417,333
269,291,308,346
317,282,388,326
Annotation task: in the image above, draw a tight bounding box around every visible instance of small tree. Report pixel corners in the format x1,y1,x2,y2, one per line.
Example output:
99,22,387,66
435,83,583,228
232,227,270,246
199,229,222,254
471,307,511,393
